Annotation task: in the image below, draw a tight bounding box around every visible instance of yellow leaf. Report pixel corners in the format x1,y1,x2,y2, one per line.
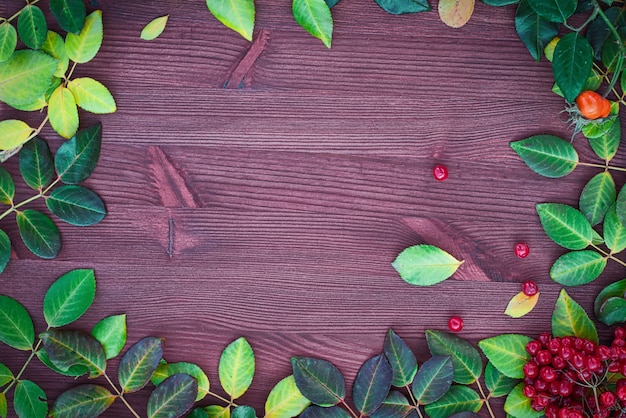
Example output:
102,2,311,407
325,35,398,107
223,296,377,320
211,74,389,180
141,15,169,41
438,0,475,28
0,119,34,150
65,10,103,64
68,77,116,114
505,291,540,318
48,86,79,139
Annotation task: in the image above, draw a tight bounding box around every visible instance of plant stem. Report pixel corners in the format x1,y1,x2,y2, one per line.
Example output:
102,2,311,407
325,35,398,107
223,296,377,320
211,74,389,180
207,390,237,407
594,2,626,98
102,373,141,418
475,380,496,418
3,0,41,23
340,400,359,418
578,162,626,172
565,8,599,32
590,244,626,267
404,385,424,418
2,340,42,395
0,176,61,222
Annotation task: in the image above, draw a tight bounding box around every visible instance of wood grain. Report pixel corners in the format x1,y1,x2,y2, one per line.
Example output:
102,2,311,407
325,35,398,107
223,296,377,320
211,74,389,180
0,0,624,417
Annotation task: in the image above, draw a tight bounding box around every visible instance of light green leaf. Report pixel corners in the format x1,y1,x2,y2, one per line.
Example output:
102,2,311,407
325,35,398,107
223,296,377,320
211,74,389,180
44,269,95,328
424,385,482,418
552,32,593,102
67,77,116,114
49,0,86,34
526,0,576,22
147,374,198,418
0,49,57,107
16,209,61,259
293,0,333,48
478,334,531,379
141,15,169,41
485,362,519,398
550,250,607,286
40,329,106,378
48,85,79,139
0,392,6,418
392,244,463,286
588,116,621,162
595,279,626,326
411,355,453,405
14,380,47,418
425,330,483,385
0,230,9,275
204,405,231,418
373,0,431,14
0,166,14,205
504,383,542,418
383,329,418,387
47,185,106,226
510,135,578,178
0,295,34,351
66,10,103,64
265,375,311,418
605,204,626,253
291,356,346,407
152,362,210,402
41,31,69,78
0,23,17,63
91,314,127,360
580,171,615,226
352,354,393,416
19,137,54,191
0,362,13,387
55,123,102,184
552,288,599,343
0,120,34,151
206,0,255,41
49,385,115,418
438,0,475,28
536,203,593,250
119,337,163,393
219,337,255,400
17,5,47,50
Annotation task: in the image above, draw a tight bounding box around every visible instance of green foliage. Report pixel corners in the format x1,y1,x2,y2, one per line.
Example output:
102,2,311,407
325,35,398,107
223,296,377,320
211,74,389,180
291,357,346,407
206,0,255,41
425,330,483,385
147,374,198,418
411,356,454,405
383,329,418,387
514,0,559,61
510,135,578,178
293,0,334,48
119,337,164,393
141,15,170,41
478,334,531,379
264,375,311,417
43,269,95,328
392,244,463,286
352,354,393,415
374,0,431,14
219,337,255,400
552,288,599,343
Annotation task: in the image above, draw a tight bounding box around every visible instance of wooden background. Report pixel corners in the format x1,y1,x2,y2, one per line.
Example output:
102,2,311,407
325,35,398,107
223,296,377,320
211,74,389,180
2,0,625,416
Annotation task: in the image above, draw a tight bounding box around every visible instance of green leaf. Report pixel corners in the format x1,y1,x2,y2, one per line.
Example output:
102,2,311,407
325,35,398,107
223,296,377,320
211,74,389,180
485,362,518,398
0,166,14,205
605,204,626,253
66,10,103,64
20,137,54,191
0,392,6,418
0,49,57,108
91,314,127,360
552,32,593,103
49,0,86,34
148,374,198,418
67,77,117,114
0,120,34,151
586,6,626,59
615,185,626,227
504,383,542,418
204,405,232,418
370,391,414,418
300,406,351,418
41,31,69,78
0,362,13,387
392,244,463,286
514,0,559,61
526,0,576,22
265,375,311,418
291,356,346,407
231,406,256,418
47,185,106,226
36,347,86,377
595,279,626,322
55,123,102,184
49,385,115,418
550,250,607,286
374,0,431,14
206,0,255,42
0,23,17,63
16,209,61,259
579,171,616,226
40,329,106,378
219,337,255,400
510,134,578,178
596,297,626,326
119,337,163,393
425,330,482,385
352,354,393,415
0,230,9,275
44,268,95,328
424,385,481,418
552,288,599,343
478,334,531,379
536,203,593,250
141,15,169,40
48,85,79,139
383,329,418,387
293,0,333,48
152,362,210,402
17,5,47,50
326,0,341,7
0,295,34,351
14,380,47,418
481,0,519,5
588,116,621,162
411,355,453,405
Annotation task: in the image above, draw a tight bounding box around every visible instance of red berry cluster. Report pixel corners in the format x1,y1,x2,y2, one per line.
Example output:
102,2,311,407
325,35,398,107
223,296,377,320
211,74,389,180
522,328,626,417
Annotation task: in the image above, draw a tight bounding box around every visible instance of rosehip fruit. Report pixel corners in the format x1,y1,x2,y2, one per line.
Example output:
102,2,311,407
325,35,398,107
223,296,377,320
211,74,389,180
433,164,448,181
447,316,463,332
515,243,530,258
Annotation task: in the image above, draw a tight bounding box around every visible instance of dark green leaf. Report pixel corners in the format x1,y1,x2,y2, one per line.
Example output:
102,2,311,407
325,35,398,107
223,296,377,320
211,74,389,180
588,116,620,162
119,336,163,393
300,406,351,418
423,385,482,418
448,413,481,418
425,330,482,384
232,406,256,418
596,297,626,326
605,204,626,254
264,375,310,418
550,250,607,286
49,0,86,34
374,0,431,14
55,123,102,184
0,362,13,386
152,362,210,402
353,354,392,415
293,0,333,48
14,380,47,418
614,184,626,227
510,135,578,178
481,0,519,4
19,137,54,191
50,385,116,418
536,203,593,250
514,0,559,61
552,32,593,103
370,391,414,418
44,269,95,328
36,348,86,377
219,337,255,400
291,356,346,407
16,209,61,259
552,288,599,343
485,362,519,398
526,0,576,22
326,0,341,6
47,185,106,226
0,50,58,108
594,278,626,316
0,23,17,63
383,329,417,387
0,295,34,350
586,7,626,59
411,355,453,405
0,229,10,274
0,166,14,205
91,314,127,360
147,374,198,418
17,5,47,50
392,244,463,286
602,36,622,72
40,329,106,378
478,334,531,379
579,171,615,226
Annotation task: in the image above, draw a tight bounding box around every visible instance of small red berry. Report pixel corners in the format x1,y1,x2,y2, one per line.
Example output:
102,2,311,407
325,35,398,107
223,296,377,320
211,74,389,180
527,340,542,355
617,385,626,402
615,326,626,340
523,384,536,398
600,391,616,408
558,380,573,397
521,280,539,297
536,350,553,365
587,356,602,373
523,362,539,378
515,242,530,258
447,316,463,332
540,366,558,382
432,164,448,181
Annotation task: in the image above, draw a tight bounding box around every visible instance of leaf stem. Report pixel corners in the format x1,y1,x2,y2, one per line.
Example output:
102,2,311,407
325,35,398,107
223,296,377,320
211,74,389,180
590,244,626,267
3,0,41,23
475,380,496,418
564,7,599,32
207,390,237,407
594,2,626,98
578,162,626,172
102,373,141,418
340,400,359,418
404,385,424,418
2,340,42,395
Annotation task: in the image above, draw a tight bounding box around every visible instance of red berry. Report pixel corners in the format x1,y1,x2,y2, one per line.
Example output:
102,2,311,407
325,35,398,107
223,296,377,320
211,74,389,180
558,380,573,397
572,353,585,369
527,340,542,356
432,164,448,181
617,385,626,402
521,280,539,296
545,404,559,418
596,345,611,361
447,316,463,332
552,355,566,369
523,384,536,398
547,338,560,354
523,362,539,378
583,340,596,354
615,326,626,340
515,242,530,258
560,346,573,361
540,366,558,382
537,350,553,365
539,333,551,345
587,356,602,373
600,391,616,408
534,378,548,392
